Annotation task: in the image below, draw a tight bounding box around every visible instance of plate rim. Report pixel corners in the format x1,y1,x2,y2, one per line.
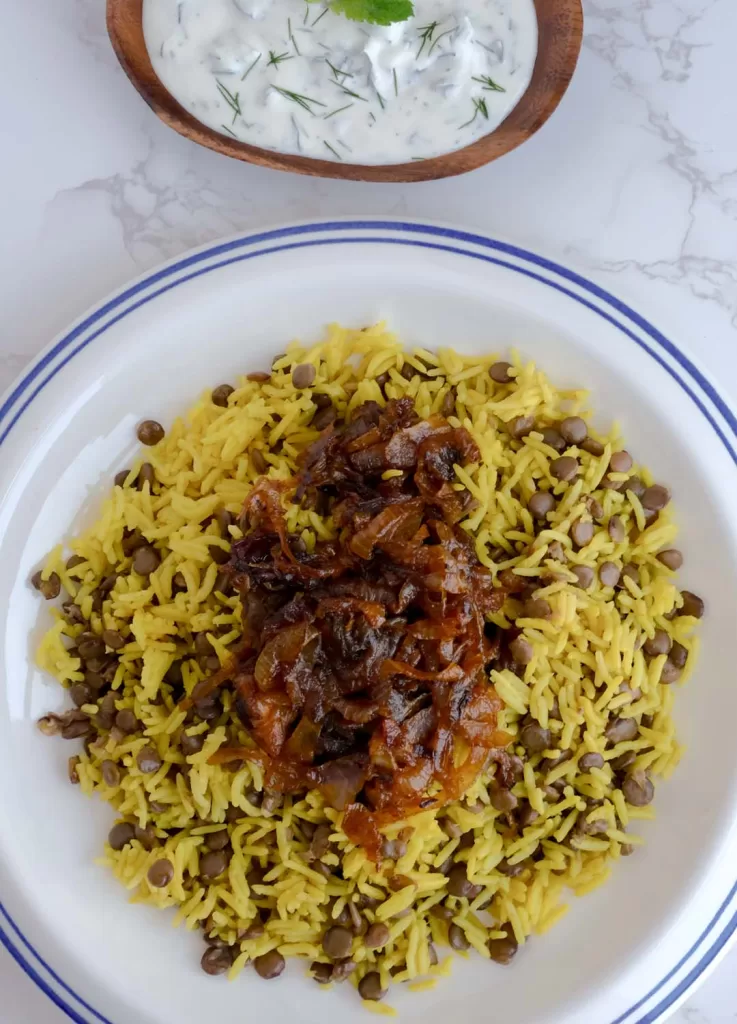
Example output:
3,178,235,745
2,217,736,1024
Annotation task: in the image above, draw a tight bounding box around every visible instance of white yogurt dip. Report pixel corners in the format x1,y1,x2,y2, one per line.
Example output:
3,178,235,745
143,0,538,164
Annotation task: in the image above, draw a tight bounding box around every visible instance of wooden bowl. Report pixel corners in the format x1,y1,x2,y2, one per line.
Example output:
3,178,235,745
107,0,583,182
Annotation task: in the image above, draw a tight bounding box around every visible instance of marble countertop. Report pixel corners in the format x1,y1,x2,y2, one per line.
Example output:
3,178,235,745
2,0,736,1021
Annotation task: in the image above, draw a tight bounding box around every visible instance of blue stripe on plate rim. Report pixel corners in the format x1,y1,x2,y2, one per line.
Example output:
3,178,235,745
0,219,735,1024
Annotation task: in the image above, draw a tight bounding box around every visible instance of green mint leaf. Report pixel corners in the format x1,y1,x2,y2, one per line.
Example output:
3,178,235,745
328,0,414,26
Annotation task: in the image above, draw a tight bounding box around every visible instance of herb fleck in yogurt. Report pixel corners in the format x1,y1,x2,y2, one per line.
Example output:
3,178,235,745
143,0,538,164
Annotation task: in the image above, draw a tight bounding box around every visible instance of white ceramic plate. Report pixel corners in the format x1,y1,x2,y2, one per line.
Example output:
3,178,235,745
1,220,737,1024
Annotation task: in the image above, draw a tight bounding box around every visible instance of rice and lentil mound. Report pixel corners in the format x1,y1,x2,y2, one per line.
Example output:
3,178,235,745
34,324,703,1012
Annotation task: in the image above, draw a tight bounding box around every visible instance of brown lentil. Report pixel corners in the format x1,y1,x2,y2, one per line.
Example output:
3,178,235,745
251,448,268,474
608,515,625,543
208,542,230,566
447,864,482,899
448,924,470,951
547,540,567,562
137,463,156,490
211,384,234,407
678,591,704,619
101,760,121,787
582,437,605,456
137,420,165,446
194,693,222,721
609,450,633,474
200,849,230,881
670,641,688,669
488,924,518,965
489,783,518,813
508,415,535,439
522,598,552,620
147,859,174,888
572,565,595,589
347,901,366,936
519,721,551,753
571,519,594,548
642,484,671,511
178,733,201,757
364,923,390,949
132,545,160,576
657,548,683,570
115,709,138,734
102,629,125,650
62,601,86,625
622,770,654,807
96,693,117,730
496,857,524,877
611,750,637,772
61,716,90,740
441,389,457,418
213,571,232,596
291,363,316,389
626,475,646,498
509,636,534,665
440,817,463,839
108,822,135,850
458,830,476,850
586,496,605,520
618,563,640,588
31,571,61,600
205,828,230,851
601,474,625,492
605,716,638,744
69,683,91,708
78,632,106,660
381,837,408,860
311,961,333,984
254,950,286,980
312,405,337,431
322,925,353,960
528,491,555,520
579,752,605,770
309,825,333,861
559,416,587,445
551,456,578,482
597,561,620,588
489,361,514,384
541,427,566,452
517,802,540,829
660,660,682,684
261,790,283,815
643,629,672,657
201,946,233,976
136,747,162,773
215,507,233,537
358,971,387,1001
37,714,63,737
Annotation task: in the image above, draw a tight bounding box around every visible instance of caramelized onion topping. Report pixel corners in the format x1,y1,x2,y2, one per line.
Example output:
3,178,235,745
211,399,513,855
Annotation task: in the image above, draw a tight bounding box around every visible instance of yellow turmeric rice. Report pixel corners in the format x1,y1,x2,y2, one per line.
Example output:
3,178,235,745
34,323,702,1011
